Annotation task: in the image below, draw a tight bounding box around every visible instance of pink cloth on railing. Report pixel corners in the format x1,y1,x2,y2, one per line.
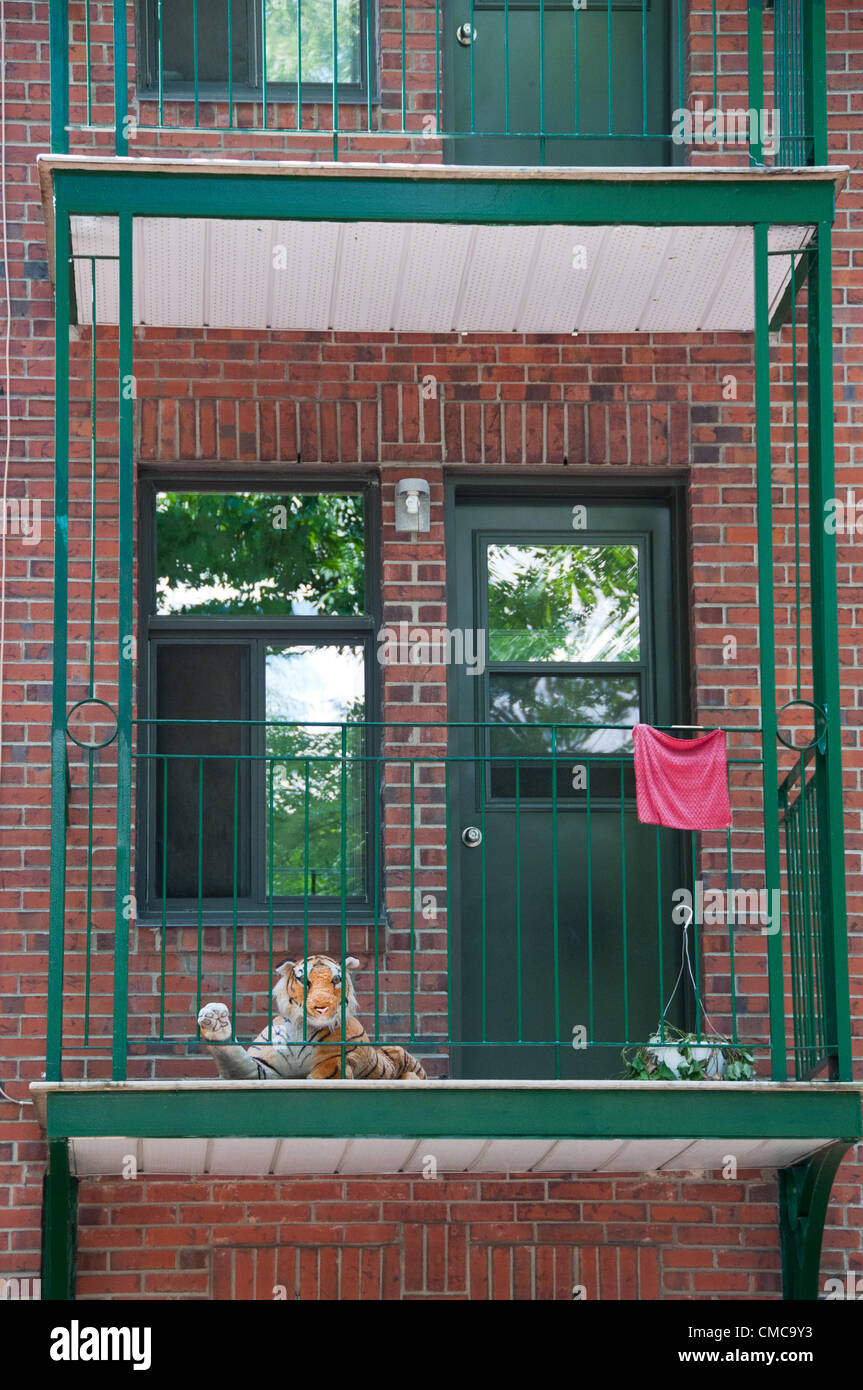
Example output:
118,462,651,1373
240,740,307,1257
632,725,732,831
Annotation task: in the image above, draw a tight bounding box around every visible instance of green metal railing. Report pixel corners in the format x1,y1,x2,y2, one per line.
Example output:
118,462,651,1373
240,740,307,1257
45,713,847,1083
779,745,836,1078
48,0,828,165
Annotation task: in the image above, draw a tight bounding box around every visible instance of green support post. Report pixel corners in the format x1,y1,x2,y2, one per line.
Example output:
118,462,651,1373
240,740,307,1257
114,0,130,154
754,223,787,1081
49,0,70,154
112,213,134,1080
803,0,828,166
807,225,852,1081
42,1140,77,1301
779,1141,850,1300
47,196,71,1084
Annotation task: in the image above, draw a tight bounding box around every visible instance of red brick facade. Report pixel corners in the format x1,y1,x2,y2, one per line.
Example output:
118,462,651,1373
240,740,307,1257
0,1,860,1299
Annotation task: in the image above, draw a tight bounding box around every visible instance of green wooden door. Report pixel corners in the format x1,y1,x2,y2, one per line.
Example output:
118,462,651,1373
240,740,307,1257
443,0,672,166
448,493,687,1078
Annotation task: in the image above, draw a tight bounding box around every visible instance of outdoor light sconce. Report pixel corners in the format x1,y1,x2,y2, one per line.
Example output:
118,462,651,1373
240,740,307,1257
394,478,431,533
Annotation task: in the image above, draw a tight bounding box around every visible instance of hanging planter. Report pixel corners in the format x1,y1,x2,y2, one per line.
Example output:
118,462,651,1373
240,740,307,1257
623,1023,756,1082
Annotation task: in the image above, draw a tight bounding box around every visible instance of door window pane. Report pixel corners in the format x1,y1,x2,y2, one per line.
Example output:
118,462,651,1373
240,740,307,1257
265,645,365,896
155,491,365,617
487,542,640,663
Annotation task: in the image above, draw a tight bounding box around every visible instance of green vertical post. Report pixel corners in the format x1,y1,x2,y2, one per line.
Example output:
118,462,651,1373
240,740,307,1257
111,211,134,1080
49,0,70,153
754,222,787,1081
47,196,71,1083
803,0,828,165
807,225,852,1080
747,0,765,165
113,0,129,154
42,1141,78,1301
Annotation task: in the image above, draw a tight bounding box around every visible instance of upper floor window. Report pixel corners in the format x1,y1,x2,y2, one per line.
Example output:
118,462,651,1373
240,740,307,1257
136,0,372,103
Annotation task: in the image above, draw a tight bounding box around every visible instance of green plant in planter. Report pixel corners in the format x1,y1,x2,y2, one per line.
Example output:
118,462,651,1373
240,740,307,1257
622,1023,756,1082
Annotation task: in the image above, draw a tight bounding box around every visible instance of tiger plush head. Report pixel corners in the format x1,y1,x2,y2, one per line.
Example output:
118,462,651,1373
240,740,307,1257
273,955,360,1029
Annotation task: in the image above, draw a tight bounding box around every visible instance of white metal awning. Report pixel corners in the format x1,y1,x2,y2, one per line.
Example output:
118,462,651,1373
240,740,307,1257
69,214,813,335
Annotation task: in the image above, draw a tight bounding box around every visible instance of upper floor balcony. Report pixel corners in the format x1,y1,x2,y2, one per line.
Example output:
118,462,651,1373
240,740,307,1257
49,0,828,166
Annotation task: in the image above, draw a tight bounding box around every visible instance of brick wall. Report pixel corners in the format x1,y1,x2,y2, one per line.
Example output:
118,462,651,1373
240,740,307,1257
0,0,860,1300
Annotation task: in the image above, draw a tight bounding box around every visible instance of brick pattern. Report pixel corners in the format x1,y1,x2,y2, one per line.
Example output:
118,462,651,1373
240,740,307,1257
76,1174,780,1300
1,0,861,1301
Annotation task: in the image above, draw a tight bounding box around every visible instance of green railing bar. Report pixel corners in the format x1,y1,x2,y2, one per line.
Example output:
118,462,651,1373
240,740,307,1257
690,833,701,1043
400,0,407,133
84,0,92,127
196,757,203,1018
433,0,440,136
754,221,787,1080
805,774,824,1063
157,0,164,128
784,797,803,1073
642,0,647,137
469,0,476,133
804,0,827,165
49,0,70,153
586,762,594,1038
340,725,348,1069
539,0,546,160
297,0,303,131
655,825,662,1037
747,0,765,165
374,756,381,1037
367,0,374,132
479,742,487,1044
227,0,234,126
267,758,275,1043
606,0,613,135
83,751,94,1046
515,759,522,1041
726,825,737,1042
409,756,415,1041
572,0,579,136
619,760,628,1044
232,758,239,1027
111,210,134,1080
193,0,200,128
444,756,451,1051
552,727,560,1079
261,0,268,129
160,755,168,1040
790,252,802,697
808,774,827,1062
797,753,816,1063
332,0,339,161
807,225,852,1079
88,261,97,693
113,0,128,154
304,758,311,1043
503,0,510,135
676,0,683,129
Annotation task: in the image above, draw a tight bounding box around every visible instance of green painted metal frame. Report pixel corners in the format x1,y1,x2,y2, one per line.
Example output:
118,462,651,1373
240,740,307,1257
37,1082,863,1143
41,1139,77,1302
44,163,839,229
779,1140,851,1300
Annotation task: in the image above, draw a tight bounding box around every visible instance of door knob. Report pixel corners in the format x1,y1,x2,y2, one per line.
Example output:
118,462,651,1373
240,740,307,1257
456,22,477,45
462,825,483,847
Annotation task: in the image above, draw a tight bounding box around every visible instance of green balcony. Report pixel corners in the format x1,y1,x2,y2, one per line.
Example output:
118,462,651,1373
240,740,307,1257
49,0,828,165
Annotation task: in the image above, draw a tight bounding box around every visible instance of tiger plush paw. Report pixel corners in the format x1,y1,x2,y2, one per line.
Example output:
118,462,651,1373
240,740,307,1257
197,1001,232,1042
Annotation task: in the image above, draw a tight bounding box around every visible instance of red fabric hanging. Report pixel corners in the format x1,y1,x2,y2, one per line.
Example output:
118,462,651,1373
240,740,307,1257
632,725,732,831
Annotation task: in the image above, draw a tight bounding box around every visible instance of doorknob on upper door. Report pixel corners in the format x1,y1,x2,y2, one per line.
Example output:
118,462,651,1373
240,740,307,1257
462,826,483,847
456,22,477,45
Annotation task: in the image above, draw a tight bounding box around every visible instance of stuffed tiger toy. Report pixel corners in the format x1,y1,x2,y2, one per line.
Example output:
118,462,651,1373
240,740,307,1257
196,954,427,1081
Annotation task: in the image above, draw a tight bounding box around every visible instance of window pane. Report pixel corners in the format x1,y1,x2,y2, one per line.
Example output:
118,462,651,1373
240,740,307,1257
155,492,365,616
266,0,362,85
490,672,639,754
265,645,366,897
487,542,640,663
155,0,251,86
156,643,251,898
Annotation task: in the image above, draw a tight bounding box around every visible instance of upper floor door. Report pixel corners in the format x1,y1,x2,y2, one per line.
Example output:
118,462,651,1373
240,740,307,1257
443,0,673,165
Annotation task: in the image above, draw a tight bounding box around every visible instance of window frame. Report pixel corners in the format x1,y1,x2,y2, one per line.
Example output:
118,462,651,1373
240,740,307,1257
136,472,382,926
135,0,379,108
